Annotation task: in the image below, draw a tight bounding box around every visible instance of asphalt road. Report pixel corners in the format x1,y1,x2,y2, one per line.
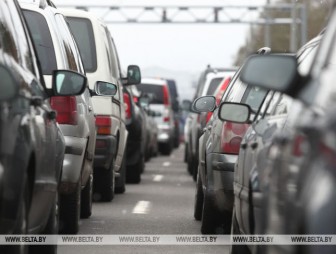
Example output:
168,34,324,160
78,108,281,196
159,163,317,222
59,145,228,254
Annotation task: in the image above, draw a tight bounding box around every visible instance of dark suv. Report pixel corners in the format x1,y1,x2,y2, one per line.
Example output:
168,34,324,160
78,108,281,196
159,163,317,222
239,17,336,254
0,0,86,253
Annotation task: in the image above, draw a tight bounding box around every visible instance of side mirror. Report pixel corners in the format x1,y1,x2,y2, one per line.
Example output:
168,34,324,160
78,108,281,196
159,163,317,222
192,96,216,113
240,54,299,96
125,65,141,85
0,64,19,100
52,70,87,96
94,81,117,96
218,102,251,123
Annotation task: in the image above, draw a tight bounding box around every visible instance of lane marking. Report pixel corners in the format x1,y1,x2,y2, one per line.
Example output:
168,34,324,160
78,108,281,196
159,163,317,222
163,162,171,167
132,201,151,214
153,175,164,182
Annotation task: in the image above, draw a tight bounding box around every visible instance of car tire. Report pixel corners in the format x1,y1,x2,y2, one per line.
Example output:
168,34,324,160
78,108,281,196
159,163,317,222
31,191,59,254
100,168,115,202
194,170,203,221
159,141,172,155
115,156,126,194
59,182,81,234
184,143,188,163
230,207,250,254
126,156,143,184
4,177,29,254
201,192,219,234
80,173,93,218
187,149,194,175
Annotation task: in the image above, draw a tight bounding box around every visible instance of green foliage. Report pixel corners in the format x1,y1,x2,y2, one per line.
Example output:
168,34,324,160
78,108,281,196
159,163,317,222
233,0,329,66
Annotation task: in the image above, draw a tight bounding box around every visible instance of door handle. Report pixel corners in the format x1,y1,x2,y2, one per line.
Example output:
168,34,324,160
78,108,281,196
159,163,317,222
251,142,258,149
88,106,93,112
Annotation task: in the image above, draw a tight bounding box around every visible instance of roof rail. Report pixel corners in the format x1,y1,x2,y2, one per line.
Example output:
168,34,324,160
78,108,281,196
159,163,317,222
18,0,55,9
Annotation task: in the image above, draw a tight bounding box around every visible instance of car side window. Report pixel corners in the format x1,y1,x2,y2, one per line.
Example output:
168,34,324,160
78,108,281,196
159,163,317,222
23,10,57,75
55,14,81,72
223,73,247,103
241,85,268,113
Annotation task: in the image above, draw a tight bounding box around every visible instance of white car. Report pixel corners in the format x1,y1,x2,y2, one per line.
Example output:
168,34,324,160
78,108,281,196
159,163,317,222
61,9,141,200
19,1,114,233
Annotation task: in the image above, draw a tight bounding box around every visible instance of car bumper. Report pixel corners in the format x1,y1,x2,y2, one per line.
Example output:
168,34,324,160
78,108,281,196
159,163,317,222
59,136,87,194
206,152,237,212
94,135,117,170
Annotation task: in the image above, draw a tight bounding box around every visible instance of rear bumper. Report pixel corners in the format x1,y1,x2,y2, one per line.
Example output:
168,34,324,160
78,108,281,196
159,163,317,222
94,134,117,170
59,136,87,194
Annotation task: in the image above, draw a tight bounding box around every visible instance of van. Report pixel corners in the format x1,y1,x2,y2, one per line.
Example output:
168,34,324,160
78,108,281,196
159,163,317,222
137,78,175,155
61,9,141,200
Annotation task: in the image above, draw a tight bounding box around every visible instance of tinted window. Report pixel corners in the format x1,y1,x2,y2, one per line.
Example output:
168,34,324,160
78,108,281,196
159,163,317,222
23,10,57,75
206,77,223,96
137,84,164,104
66,17,97,72
242,86,267,112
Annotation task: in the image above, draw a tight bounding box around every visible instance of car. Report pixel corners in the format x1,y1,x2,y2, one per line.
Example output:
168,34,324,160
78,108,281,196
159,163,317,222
122,85,147,184
238,24,336,253
225,37,320,254
61,9,141,201
187,67,237,181
137,78,175,155
19,1,103,234
165,79,181,148
192,49,270,234
0,1,87,253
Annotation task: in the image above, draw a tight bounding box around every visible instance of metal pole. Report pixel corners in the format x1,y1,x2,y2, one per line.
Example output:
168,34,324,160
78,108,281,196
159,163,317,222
290,0,297,52
301,2,308,47
264,5,271,47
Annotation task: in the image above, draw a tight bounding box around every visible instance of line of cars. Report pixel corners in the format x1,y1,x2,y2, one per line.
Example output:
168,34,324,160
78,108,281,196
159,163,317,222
0,0,181,253
189,3,336,254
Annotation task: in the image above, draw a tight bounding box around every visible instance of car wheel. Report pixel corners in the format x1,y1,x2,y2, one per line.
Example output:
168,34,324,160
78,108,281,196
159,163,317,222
80,173,93,218
194,170,203,221
59,182,81,234
31,191,59,254
159,142,172,155
230,207,250,254
184,143,188,163
126,155,143,184
4,177,29,254
115,155,126,194
99,168,115,202
201,192,219,234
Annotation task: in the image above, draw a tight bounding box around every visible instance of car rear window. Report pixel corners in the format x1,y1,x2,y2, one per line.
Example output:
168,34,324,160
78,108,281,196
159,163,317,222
137,84,164,104
66,17,97,72
206,77,224,95
23,10,57,75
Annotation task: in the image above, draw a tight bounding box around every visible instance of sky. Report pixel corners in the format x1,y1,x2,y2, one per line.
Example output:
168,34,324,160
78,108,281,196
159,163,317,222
53,0,268,99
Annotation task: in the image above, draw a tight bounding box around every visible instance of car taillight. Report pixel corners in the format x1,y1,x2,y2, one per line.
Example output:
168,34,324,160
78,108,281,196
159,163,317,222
162,85,170,105
96,115,112,135
123,92,132,120
50,96,77,125
220,122,249,154
216,77,231,105
164,116,170,122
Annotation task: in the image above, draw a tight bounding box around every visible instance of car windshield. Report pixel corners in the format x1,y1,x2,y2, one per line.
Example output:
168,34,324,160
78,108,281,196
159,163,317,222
137,84,164,104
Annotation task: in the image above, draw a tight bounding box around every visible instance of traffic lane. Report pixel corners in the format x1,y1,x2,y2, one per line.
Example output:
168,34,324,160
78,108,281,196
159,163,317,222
60,145,228,253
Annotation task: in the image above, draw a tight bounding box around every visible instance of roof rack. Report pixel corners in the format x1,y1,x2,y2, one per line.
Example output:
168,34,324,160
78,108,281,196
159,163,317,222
18,0,56,9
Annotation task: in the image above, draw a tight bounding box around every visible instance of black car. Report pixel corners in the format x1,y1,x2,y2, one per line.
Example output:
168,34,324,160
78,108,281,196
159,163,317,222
0,1,87,253
122,85,147,184
225,36,320,254
239,16,336,254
